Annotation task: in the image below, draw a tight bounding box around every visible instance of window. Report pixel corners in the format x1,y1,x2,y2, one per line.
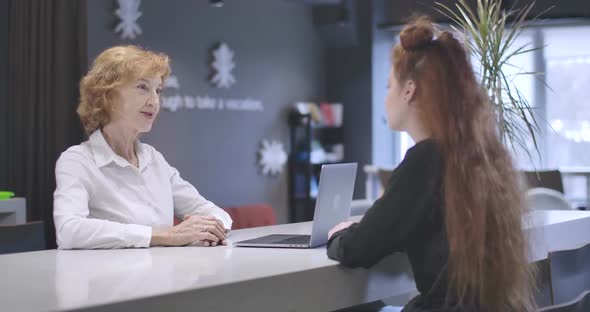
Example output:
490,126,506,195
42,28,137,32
375,24,590,205
543,25,590,205
486,31,537,170
543,26,590,168
395,30,538,167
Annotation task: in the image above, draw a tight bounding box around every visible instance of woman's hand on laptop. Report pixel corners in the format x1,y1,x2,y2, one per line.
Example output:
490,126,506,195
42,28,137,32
328,221,356,240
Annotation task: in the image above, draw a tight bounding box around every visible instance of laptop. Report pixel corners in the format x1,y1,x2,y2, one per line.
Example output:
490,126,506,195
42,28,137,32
234,163,357,248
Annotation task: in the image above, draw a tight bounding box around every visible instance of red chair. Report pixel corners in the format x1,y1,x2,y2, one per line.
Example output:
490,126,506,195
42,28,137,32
173,204,277,230
223,204,277,230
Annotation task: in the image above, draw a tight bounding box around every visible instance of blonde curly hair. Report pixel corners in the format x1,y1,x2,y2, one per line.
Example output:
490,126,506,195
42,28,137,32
77,45,170,135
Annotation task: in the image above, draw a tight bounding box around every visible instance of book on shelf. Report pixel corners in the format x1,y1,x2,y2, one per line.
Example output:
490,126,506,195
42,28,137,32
319,103,335,126
294,102,343,127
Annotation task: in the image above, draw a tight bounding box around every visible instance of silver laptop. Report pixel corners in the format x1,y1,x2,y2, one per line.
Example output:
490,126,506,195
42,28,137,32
234,163,357,248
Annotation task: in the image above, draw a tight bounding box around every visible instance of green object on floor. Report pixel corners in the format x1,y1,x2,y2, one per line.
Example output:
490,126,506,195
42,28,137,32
0,191,15,200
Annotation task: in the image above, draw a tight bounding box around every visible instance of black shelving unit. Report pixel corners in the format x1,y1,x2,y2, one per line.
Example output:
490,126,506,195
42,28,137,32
288,111,344,223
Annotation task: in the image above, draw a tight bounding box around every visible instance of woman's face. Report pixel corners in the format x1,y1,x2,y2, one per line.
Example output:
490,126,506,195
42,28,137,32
111,76,162,133
384,68,413,131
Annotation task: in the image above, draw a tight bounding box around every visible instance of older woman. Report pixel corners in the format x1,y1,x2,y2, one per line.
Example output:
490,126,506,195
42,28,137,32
53,45,232,249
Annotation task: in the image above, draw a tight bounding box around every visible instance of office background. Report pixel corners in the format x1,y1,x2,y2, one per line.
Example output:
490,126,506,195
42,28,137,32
1,0,589,247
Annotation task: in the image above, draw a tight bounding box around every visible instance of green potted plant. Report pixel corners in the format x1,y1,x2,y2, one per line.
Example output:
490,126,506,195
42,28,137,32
436,0,547,163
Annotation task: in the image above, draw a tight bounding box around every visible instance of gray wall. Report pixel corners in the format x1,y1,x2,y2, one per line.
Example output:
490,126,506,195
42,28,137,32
86,0,325,223
371,0,397,168
0,0,8,189
325,0,373,199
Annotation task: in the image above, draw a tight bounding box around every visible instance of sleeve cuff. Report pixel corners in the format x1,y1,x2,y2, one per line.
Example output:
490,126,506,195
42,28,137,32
125,224,152,248
212,210,233,230
327,225,357,261
328,228,349,245
327,234,344,261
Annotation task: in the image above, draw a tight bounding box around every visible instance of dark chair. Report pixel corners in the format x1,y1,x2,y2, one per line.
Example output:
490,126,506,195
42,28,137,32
173,205,277,228
534,258,555,308
523,170,587,210
539,290,590,312
523,170,564,193
0,221,46,254
549,243,590,305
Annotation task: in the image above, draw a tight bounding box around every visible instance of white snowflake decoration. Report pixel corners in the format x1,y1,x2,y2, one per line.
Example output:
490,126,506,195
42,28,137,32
114,0,142,40
258,140,287,176
210,43,236,88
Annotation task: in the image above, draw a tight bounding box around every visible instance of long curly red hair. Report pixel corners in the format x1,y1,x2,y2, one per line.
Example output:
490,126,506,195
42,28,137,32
392,16,536,311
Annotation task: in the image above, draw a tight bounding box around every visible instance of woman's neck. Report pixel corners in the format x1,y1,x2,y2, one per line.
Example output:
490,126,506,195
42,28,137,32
101,123,139,164
406,118,432,143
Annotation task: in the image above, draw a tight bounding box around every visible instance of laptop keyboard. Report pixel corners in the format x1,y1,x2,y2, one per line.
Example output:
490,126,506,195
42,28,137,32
275,235,311,245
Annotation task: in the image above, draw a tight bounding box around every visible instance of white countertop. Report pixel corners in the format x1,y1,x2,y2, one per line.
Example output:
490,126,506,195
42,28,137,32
0,210,589,312
525,210,590,262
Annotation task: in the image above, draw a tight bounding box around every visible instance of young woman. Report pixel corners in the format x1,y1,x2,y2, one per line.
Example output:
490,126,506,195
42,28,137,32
327,17,535,312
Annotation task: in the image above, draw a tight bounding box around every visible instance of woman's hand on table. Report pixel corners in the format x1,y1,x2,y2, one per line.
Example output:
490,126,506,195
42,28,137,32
151,215,228,247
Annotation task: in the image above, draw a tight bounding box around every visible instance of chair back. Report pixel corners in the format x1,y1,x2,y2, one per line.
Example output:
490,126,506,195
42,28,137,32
549,243,590,305
534,258,555,308
539,290,590,312
223,204,277,230
523,170,564,193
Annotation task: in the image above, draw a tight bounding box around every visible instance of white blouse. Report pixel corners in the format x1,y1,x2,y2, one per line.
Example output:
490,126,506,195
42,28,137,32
53,130,232,249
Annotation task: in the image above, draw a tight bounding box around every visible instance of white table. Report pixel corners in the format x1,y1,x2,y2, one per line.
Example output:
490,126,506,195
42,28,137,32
0,197,26,225
0,210,589,312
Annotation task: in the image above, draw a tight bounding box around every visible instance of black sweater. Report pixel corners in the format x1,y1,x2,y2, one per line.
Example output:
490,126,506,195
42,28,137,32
327,139,466,311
